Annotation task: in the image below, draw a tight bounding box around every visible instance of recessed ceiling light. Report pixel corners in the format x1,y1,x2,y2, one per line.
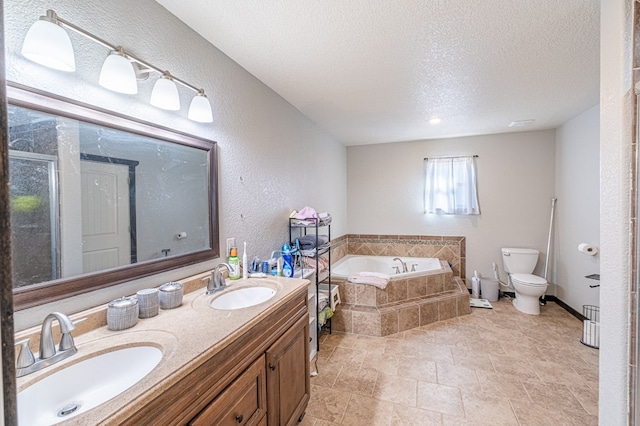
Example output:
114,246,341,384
429,117,442,125
508,119,535,128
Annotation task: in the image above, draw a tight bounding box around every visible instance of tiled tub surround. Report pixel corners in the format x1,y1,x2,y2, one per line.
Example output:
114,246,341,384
332,263,470,337
326,235,469,336
342,235,465,278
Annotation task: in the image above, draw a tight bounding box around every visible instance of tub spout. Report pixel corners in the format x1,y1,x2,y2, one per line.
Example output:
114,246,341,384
393,257,408,273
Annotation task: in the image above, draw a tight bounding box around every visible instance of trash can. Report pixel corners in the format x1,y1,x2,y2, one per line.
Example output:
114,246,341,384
581,305,599,349
480,278,499,302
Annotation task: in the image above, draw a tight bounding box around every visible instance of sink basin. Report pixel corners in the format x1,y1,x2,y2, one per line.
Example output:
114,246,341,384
18,346,162,425
210,286,276,310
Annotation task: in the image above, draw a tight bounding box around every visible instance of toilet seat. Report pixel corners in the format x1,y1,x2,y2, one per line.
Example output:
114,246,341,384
511,273,547,287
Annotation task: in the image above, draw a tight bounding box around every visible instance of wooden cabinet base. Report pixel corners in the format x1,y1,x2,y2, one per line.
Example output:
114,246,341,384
120,288,309,426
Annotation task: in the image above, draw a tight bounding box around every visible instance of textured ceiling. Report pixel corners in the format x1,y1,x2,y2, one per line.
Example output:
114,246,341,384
154,0,600,146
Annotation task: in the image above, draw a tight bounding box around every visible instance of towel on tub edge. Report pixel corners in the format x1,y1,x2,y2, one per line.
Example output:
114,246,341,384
348,272,391,289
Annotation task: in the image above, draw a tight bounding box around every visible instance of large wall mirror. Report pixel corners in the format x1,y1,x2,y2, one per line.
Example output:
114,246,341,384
7,84,219,310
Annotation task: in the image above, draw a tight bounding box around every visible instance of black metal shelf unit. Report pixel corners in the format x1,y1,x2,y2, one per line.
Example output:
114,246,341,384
288,217,332,354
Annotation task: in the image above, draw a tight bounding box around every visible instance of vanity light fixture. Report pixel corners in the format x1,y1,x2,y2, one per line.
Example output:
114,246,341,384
21,9,214,123
99,48,138,95
21,10,75,72
150,73,180,111
188,91,214,123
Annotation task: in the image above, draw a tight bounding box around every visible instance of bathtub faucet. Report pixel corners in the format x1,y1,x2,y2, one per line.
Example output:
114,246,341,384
392,257,408,273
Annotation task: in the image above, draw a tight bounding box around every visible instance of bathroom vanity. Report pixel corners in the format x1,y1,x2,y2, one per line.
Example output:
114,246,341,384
122,287,310,425
15,277,310,426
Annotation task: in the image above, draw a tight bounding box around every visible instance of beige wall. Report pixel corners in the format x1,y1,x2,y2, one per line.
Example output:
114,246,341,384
4,0,348,329
554,104,600,312
347,130,556,287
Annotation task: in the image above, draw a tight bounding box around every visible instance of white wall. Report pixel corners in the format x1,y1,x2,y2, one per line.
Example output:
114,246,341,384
4,0,347,329
554,104,600,312
347,130,556,285
599,0,633,421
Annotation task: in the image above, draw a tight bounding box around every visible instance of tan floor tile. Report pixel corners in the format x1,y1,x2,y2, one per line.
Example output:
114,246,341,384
373,373,418,406
390,404,442,425
299,414,318,425
306,384,351,424
328,346,366,368
418,343,455,364
451,350,495,370
352,335,388,354
475,370,532,401
568,384,599,416
312,360,341,387
436,362,479,387
340,394,394,426
385,339,419,358
460,392,519,425
333,367,378,397
489,354,539,380
510,398,559,425
321,332,361,348
417,381,464,417
362,351,399,375
314,421,341,426
316,300,598,424
398,357,437,383
523,380,586,413
530,359,589,387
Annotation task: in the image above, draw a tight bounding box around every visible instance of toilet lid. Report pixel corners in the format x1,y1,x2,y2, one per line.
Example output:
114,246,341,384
511,273,547,286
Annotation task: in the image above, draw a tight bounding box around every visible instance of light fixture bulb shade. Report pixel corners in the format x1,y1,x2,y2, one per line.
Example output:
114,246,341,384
21,19,75,72
99,51,138,94
150,76,180,110
188,93,213,123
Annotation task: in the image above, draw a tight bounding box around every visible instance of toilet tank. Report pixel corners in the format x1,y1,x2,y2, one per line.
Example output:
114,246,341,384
501,248,539,274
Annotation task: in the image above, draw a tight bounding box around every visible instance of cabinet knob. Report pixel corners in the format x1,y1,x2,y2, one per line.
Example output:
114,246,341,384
236,413,243,423
269,363,276,371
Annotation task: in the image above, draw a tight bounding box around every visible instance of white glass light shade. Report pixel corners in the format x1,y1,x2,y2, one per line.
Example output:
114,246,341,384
150,76,180,110
188,93,213,123
99,51,138,94
21,19,75,72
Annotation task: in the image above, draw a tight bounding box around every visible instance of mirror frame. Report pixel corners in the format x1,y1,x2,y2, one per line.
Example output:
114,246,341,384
7,82,220,311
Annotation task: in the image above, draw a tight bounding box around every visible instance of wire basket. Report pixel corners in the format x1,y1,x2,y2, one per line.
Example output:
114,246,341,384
581,305,599,349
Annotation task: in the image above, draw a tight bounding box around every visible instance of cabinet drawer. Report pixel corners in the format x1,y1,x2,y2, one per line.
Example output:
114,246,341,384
189,355,266,426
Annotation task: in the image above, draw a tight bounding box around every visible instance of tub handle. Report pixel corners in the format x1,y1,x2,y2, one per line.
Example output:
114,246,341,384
411,263,418,272
393,266,400,274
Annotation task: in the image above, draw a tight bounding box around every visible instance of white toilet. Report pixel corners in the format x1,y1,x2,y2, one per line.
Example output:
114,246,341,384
501,248,548,315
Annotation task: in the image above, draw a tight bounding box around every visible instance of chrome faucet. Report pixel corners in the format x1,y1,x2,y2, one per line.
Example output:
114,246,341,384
15,312,79,378
207,263,232,295
393,257,408,273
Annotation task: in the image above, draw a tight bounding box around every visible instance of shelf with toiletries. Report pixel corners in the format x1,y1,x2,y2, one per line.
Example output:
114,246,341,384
288,215,333,358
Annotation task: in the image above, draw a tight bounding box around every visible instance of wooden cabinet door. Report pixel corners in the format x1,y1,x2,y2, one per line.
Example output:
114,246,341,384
189,355,267,426
266,314,310,426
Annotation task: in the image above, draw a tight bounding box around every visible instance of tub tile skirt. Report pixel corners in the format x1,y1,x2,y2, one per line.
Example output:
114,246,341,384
331,262,470,336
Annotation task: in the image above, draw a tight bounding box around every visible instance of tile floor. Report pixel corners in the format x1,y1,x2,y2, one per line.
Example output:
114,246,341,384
302,298,599,425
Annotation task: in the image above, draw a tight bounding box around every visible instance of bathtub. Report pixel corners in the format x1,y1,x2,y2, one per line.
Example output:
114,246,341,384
331,255,445,280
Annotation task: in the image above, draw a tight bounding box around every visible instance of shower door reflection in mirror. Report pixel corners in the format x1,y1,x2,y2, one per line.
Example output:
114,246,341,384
9,151,59,287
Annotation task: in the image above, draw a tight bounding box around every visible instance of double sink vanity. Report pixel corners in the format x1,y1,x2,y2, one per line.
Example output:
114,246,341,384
15,276,311,426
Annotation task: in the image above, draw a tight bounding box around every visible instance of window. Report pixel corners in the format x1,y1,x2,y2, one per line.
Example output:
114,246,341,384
424,156,480,215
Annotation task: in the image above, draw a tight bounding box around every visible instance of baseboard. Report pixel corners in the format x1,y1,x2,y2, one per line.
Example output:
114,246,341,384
545,295,586,321
468,289,585,321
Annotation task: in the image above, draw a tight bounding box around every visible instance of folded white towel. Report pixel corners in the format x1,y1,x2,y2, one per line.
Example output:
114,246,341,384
348,271,390,289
